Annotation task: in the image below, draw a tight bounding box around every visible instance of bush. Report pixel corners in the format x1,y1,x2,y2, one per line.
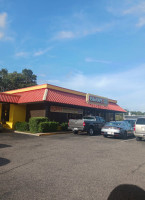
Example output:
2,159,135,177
61,122,68,131
29,117,48,133
38,121,59,133
15,121,29,132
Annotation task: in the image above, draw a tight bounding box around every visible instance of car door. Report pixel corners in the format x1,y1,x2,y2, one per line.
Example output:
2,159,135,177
94,117,101,130
98,117,103,130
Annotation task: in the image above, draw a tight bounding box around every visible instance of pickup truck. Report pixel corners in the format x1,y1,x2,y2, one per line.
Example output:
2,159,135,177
68,116,105,136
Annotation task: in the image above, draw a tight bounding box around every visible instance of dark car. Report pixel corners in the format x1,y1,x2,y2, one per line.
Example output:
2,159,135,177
68,116,105,136
124,119,136,128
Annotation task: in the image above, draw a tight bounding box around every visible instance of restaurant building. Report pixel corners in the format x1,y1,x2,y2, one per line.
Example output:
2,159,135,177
0,83,126,129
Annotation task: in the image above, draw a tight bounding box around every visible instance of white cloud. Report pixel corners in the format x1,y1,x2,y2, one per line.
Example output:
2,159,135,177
108,1,145,28
53,27,104,40
0,12,7,28
122,1,145,28
85,57,111,64
15,47,52,58
33,47,52,56
38,65,145,111
53,31,75,40
0,31,4,39
15,51,29,57
136,17,145,27
0,12,13,41
123,2,145,15
52,11,110,41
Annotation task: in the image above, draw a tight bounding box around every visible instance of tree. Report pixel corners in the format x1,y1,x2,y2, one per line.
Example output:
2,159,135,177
0,68,37,92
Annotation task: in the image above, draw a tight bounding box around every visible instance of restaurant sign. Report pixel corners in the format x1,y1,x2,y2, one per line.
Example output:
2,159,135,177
86,93,108,106
50,106,83,114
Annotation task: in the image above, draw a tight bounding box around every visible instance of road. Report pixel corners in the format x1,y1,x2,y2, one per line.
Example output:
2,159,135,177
0,132,145,200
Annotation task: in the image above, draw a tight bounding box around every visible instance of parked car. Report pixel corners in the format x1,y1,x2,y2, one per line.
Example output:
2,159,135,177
124,119,136,128
134,117,145,141
101,121,134,139
68,116,105,136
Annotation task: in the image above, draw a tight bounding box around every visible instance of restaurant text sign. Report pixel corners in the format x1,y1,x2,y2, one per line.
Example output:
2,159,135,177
50,106,83,114
86,93,108,106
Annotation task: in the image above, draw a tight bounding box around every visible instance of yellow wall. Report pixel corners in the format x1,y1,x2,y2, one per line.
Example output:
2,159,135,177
0,103,2,121
6,104,26,129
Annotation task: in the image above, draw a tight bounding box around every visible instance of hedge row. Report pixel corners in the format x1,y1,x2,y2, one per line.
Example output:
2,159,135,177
29,117,48,133
15,121,29,132
61,122,68,131
38,122,59,133
15,117,68,133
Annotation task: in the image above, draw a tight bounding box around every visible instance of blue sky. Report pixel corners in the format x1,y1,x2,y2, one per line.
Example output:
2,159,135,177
0,0,145,111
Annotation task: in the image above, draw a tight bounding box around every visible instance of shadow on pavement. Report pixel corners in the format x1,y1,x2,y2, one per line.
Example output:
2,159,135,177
0,158,11,166
0,144,12,148
107,184,145,200
104,136,135,141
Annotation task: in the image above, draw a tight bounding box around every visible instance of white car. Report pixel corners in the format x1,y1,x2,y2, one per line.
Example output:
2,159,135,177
101,121,134,139
134,118,145,141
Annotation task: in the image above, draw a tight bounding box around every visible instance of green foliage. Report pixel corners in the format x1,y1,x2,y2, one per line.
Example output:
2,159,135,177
29,117,48,133
0,68,37,92
115,114,123,121
60,122,68,131
38,121,59,133
15,122,29,132
130,111,145,115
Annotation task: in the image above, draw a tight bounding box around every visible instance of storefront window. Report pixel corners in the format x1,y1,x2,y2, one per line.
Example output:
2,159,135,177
1,104,10,123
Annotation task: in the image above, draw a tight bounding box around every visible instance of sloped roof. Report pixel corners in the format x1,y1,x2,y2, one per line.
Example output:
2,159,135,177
0,92,20,103
46,89,126,112
3,84,126,112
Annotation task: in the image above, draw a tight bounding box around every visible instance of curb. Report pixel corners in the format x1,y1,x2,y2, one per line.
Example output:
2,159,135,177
14,131,72,136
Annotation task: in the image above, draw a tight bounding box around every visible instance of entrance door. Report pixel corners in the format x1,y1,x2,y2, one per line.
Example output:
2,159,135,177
1,104,10,123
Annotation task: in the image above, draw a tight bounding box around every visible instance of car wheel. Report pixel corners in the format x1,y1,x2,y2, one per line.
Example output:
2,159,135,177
136,137,142,141
88,127,94,136
122,131,127,140
73,131,78,134
103,135,108,138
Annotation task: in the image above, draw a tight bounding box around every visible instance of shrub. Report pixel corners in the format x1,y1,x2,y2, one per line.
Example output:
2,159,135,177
38,121,59,133
61,122,68,131
29,117,48,133
15,121,29,132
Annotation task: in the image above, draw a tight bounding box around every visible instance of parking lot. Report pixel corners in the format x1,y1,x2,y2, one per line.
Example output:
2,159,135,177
0,132,145,200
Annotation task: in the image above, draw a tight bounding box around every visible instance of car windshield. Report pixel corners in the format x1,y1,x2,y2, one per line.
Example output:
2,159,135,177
83,117,95,120
105,121,121,126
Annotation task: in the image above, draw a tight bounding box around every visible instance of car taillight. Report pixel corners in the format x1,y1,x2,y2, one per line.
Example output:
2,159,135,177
68,122,69,126
134,125,136,131
83,122,85,126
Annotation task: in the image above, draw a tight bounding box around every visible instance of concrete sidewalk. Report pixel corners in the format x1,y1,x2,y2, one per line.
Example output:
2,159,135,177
14,130,72,136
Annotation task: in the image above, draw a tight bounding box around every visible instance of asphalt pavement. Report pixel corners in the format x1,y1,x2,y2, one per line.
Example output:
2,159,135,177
0,132,145,200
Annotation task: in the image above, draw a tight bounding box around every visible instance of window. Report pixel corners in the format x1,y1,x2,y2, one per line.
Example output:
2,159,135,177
136,118,145,125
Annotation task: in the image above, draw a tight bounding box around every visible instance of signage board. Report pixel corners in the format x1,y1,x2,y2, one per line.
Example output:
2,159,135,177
86,93,108,106
50,106,83,114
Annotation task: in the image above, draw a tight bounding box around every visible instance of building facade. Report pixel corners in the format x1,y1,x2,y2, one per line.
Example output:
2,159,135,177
0,84,126,129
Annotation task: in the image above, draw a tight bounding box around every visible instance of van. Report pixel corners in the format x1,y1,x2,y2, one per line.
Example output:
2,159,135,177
134,118,145,141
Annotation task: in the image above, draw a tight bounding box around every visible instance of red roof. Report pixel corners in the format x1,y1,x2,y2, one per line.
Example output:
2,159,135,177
46,89,126,112
10,88,125,112
0,92,20,103
14,89,46,104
